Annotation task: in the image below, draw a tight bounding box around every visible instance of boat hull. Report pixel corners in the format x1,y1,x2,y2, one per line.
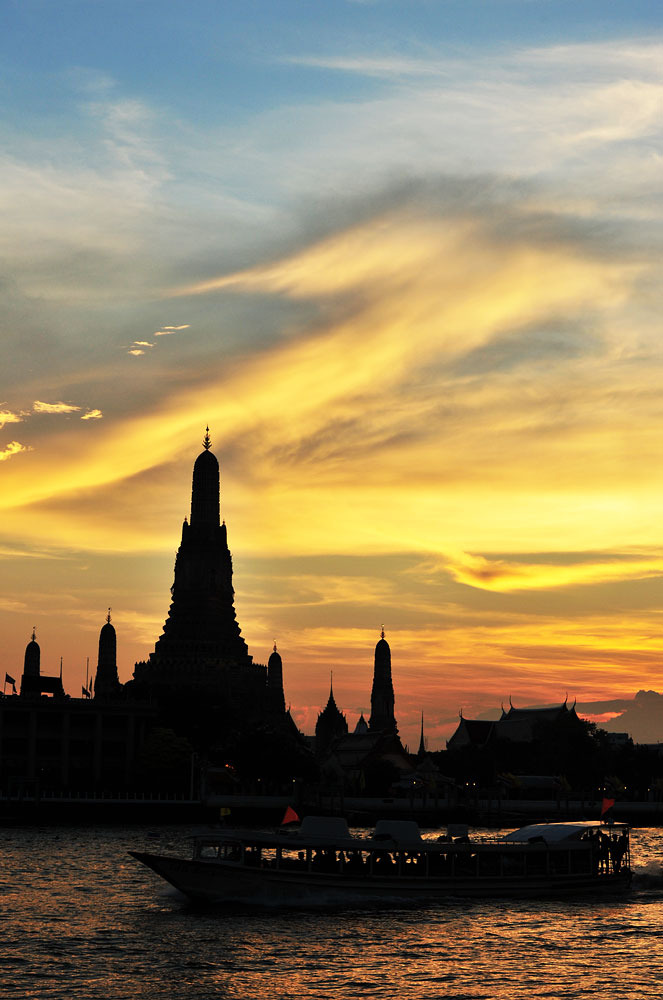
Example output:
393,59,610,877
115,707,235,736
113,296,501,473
130,851,631,905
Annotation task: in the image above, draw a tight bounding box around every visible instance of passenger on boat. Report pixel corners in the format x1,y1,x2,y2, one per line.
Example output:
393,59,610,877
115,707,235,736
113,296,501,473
374,851,394,872
345,851,365,874
312,849,337,873
609,833,627,873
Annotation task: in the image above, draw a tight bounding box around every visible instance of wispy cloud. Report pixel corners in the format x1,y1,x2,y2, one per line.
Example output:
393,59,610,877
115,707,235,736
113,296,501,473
0,409,25,429
127,340,155,355
33,400,81,414
0,441,31,463
154,324,190,336
442,551,663,593
126,329,189,356
80,409,103,421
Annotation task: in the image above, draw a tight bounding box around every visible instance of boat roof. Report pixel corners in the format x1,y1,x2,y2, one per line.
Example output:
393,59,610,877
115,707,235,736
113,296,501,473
504,821,629,843
201,816,426,850
196,817,629,851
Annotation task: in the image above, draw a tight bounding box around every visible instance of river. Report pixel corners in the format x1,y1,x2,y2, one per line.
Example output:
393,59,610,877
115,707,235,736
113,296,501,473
2,823,662,999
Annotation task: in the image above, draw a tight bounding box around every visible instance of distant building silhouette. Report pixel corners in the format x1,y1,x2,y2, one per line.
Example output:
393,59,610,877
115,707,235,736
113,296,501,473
447,699,581,749
353,712,369,735
315,678,348,755
312,632,411,793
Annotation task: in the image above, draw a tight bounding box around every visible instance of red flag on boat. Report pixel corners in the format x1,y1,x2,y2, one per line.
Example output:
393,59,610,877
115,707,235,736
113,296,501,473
601,797,615,817
281,806,300,825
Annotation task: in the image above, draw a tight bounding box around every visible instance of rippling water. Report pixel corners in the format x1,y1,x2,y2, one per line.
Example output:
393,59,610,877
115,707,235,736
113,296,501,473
2,823,663,999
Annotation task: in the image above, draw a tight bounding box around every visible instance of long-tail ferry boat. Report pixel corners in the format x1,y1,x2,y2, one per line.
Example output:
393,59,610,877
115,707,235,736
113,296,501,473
130,816,631,905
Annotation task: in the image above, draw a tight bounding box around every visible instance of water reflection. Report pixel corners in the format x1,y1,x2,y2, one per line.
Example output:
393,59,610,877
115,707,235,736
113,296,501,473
2,825,663,999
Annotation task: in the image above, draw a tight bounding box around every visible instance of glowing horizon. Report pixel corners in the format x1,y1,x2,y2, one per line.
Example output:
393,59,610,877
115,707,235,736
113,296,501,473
2,6,663,748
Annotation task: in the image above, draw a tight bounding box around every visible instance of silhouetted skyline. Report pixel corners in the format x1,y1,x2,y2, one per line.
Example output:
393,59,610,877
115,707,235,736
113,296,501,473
2,3,663,750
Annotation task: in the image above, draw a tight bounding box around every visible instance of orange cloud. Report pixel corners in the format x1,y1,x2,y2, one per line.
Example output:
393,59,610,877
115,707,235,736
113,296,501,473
0,409,24,428
442,551,663,593
0,441,31,463
33,400,81,414
0,206,652,559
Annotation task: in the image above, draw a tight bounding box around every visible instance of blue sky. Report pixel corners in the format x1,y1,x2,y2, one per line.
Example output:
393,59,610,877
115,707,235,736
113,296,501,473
2,0,663,745
4,2,659,125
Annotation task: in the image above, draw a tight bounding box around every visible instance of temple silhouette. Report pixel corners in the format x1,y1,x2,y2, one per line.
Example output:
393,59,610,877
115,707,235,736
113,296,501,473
0,430,414,793
131,428,286,728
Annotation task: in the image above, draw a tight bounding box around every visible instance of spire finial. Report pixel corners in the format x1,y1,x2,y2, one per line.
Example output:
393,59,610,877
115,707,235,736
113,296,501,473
106,607,112,624
203,426,211,450
418,712,426,755
380,624,385,639
60,656,63,680
273,640,277,652
31,625,36,642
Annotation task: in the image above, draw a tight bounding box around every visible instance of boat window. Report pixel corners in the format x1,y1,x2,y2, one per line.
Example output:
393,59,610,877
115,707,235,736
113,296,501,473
219,842,242,862
502,852,526,877
198,844,219,859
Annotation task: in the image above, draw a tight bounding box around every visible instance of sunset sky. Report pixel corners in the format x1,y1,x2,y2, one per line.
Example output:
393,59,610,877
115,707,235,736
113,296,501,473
2,1,663,749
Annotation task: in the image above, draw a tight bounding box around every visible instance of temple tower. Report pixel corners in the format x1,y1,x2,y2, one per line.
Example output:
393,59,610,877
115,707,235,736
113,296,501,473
94,610,122,700
20,628,40,694
23,628,40,678
369,628,398,735
267,643,286,713
133,429,254,697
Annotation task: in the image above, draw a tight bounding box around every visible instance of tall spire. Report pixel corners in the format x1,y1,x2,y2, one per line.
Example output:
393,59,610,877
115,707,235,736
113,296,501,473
134,432,252,694
268,641,286,713
417,712,426,757
203,425,211,450
94,611,121,700
369,628,398,735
